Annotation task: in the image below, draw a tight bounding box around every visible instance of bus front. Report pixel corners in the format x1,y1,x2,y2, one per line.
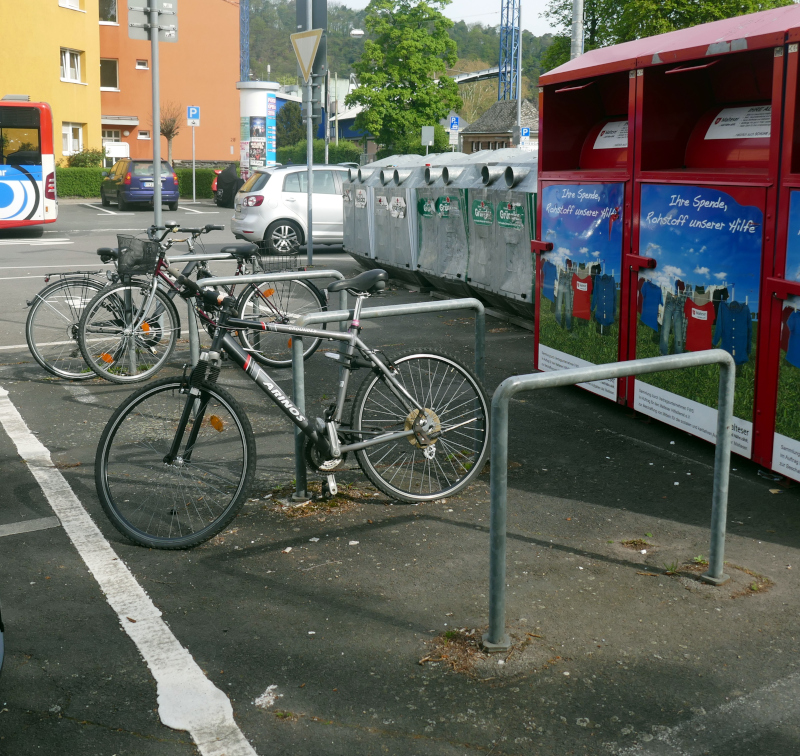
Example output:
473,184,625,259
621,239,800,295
0,99,57,231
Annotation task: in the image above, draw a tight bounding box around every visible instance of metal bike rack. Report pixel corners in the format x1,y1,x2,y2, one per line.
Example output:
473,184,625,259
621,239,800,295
291,297,486,500
483,350,736,652
184,269,349,368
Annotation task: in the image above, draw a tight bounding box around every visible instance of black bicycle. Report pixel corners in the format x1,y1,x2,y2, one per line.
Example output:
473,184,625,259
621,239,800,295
95,268,490,549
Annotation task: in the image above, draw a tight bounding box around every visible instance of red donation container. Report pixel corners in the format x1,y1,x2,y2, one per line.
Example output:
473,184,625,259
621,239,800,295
534,5,800,474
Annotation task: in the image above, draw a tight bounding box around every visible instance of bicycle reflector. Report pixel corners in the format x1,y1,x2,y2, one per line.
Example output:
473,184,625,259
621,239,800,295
209,415,224,432
101,353,114,363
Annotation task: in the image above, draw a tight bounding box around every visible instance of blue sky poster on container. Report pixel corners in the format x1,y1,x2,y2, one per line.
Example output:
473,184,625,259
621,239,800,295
634,184,763,457
772,190,800,480
538,183,624,400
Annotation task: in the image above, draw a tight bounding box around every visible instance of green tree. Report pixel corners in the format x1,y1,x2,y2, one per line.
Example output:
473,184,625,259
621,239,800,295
276,101,305,147
345,0,462,154
541,0,792,71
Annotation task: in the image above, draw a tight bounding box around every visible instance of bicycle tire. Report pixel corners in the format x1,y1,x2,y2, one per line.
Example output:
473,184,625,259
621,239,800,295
25,276,107,380
351,351,489,503
78,281,180,384
95,376,256,549
235,278,327,368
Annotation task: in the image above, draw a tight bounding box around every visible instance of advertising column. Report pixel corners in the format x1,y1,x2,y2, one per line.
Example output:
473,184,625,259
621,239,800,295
266,94,277,165
632,185,764,457
240,116,250,181
537,183,624,400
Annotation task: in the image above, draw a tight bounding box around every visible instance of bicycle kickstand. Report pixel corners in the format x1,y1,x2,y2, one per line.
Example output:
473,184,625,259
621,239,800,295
323,474,338,498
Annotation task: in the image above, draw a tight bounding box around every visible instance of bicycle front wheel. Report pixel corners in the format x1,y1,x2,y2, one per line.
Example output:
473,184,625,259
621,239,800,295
351,351,489,503
236,278,327,367
26,276,106,380
95,377,256,549
78,282,180,383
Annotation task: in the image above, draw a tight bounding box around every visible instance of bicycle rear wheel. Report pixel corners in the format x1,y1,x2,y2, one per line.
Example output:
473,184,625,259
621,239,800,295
351,351,489,503
236,278,327,367
95,376,256,549
78,281,180,383
26,276,106,379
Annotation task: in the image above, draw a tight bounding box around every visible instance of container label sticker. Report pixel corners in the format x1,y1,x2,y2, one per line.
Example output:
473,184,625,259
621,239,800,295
472,199,493,226
498,201,525,229
436,196,452,218
376,195,389,211
389,196,406,219
418,197,435,217
705,105,771,140
593,121,628,150
355,189,367,209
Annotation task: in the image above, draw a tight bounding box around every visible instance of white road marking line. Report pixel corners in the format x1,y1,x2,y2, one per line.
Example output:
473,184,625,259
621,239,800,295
64,385,97,404
183,208,220,214
83,203,116,215
0,386,259,756
0,340,71,351
0,516,61,538
0,264,110,270
616,671,800,755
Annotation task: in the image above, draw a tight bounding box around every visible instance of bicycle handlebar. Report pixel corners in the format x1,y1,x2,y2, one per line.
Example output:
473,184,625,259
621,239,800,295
165,265,237,311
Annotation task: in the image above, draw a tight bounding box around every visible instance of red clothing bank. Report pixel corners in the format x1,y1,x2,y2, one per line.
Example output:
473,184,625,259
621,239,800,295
532,5,800,481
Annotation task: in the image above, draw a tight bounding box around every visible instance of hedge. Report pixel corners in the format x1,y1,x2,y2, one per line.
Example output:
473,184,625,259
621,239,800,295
55,167,104,197
276,139,362,166
54,167,217,199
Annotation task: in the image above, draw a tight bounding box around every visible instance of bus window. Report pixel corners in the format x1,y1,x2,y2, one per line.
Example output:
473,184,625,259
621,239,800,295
0,106,41,166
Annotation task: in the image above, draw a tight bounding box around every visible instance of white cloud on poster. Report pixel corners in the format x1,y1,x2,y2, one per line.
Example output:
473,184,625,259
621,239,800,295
592,251,601,258
713,271,728,280
578,247,589,256
694,266,710,276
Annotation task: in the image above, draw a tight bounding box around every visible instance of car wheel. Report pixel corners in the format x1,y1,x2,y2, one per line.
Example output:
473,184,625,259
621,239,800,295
168,200,179,211
117,192,129,211
265,220,303,255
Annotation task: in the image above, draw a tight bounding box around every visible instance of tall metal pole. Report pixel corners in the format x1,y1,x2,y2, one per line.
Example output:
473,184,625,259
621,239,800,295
516,9,522,135
570,0,584,60
324,69,330,165
191,125,196,203
150,6,162,227
306,0,314,266
334,71,339,146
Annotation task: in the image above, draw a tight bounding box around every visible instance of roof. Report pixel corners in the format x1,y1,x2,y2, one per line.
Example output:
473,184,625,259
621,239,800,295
461,99,538,135
541,5,800,85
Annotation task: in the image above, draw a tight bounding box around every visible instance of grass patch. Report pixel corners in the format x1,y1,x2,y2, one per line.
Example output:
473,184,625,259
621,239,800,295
621,539,652,549
538,294,620,365
420,627,486,675
775,358,800,440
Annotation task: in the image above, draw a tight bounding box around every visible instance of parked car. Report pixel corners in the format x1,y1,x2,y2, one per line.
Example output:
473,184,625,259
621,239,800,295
231,165,348,254
100,159,180,211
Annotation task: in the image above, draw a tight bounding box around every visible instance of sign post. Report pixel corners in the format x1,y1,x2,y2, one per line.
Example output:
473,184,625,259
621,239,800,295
449,116,459,151
291,26,323,266
187,106,200,203
421,126,435,156
129,0,178,227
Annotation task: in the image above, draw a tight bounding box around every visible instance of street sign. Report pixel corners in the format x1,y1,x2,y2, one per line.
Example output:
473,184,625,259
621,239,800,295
187,106,200,127
449,130,459,146
128,0,178,42
421,126,435,146
291,29,323,82
450,116,459,131
521,127,530,138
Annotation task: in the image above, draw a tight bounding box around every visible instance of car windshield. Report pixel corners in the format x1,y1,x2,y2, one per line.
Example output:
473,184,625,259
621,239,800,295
240,171,271,193
132,161,173,177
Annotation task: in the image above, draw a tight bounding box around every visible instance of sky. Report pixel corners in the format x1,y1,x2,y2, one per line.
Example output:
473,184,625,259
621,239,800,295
340,0,557,37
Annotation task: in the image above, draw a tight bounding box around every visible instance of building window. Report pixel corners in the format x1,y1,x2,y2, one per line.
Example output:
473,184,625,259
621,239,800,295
60,49,83,83
100,59,118,90
62,123,83,155
59,0,83,9
137,130,151,140
135,59,149,70
99,0,117,22
102,129,121,142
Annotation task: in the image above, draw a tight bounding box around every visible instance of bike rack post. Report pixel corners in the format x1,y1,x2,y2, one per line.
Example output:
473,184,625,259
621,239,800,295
292,297,486,499
483,350,736,653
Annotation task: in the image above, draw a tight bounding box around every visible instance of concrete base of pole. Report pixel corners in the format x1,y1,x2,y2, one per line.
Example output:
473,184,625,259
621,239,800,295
700,572,731,586
481,633,511,653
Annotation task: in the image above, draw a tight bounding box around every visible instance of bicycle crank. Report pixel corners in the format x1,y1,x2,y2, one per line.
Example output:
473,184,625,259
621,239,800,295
304,436,348,473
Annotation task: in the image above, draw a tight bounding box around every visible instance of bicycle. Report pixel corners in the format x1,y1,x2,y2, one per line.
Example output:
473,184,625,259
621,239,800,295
95,267,490,549
77,225,329,383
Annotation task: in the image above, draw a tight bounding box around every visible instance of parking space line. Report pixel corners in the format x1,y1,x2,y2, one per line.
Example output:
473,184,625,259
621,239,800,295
82,203,115,215
0,386,259,756
0,516,61,538
183,208,220,214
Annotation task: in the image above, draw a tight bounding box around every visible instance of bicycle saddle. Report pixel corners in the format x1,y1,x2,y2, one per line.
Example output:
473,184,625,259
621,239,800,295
97,247,119,261
220,243,260,260
327,269,388,294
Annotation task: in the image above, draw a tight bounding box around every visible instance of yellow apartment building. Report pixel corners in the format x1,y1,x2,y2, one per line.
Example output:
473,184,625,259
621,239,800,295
1,0,104,161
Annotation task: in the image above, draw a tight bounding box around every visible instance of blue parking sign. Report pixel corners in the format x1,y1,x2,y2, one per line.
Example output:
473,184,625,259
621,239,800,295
521,127,530,138
187,106,200,126
450,116,459,131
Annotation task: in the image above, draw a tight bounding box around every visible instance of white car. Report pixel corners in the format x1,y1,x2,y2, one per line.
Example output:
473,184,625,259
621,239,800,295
231,165,349,254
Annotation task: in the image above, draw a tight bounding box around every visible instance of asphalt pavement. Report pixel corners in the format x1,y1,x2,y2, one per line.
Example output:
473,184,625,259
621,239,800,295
1,204,799,755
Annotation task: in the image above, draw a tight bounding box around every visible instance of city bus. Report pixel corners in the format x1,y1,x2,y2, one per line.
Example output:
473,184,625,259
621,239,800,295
0,98,57,232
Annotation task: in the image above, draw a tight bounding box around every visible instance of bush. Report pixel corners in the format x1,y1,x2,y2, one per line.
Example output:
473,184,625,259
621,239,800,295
66,148,106,168
55,167,104,197
175,168,216,199
276,139,362,166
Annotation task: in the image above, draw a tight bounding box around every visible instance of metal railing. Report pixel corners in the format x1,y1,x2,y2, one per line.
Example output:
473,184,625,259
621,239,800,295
483,350,736,652
290,297,487,499
186,269,349,367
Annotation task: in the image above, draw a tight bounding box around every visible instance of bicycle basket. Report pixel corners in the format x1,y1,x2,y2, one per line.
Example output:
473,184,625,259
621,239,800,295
254,240,304,273
116,235,161,278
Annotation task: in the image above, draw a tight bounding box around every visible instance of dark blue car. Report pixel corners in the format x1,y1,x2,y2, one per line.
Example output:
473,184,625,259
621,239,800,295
101,159,180,211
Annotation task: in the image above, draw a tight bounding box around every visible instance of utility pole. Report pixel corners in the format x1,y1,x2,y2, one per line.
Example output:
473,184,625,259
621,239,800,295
516,6,522,136
570,0,584,60
150,4,162,226
324,69,330,164
334,72,339,146
305,0,314,267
